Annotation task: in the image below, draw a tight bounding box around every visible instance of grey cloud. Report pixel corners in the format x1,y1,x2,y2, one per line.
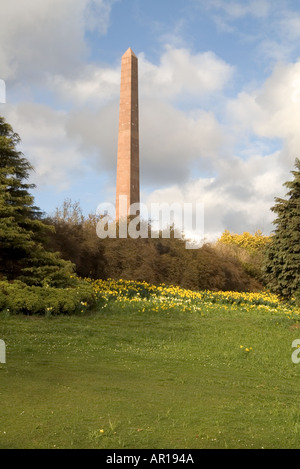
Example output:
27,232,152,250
3,102,85,190
64,97,228,190
221,210,255,233
65,100,119,173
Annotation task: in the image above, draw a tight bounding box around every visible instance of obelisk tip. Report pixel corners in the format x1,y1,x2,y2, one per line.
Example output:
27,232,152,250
123,48,137,58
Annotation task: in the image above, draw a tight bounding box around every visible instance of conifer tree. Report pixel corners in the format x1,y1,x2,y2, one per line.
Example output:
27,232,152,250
0,116,74,286
264,159,300,301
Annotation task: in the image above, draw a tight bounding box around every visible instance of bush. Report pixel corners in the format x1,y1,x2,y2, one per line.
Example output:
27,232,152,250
215,230,271,284
45,200,265,293
0,278,96,315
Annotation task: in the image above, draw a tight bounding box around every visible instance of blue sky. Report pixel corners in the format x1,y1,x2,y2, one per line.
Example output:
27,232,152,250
1,0,300,239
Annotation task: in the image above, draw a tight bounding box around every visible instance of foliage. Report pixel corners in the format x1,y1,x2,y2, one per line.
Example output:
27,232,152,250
45,199,106,279
264,158,300,301
218,229,271,251
216,230,271,282
0,278,95,315
47,200,263,292
0,116,75,286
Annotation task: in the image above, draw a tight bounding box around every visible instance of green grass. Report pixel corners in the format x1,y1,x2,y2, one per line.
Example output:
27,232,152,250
1,301,300,449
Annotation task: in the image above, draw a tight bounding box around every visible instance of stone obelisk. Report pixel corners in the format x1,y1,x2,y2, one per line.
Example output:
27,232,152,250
116,48,140,221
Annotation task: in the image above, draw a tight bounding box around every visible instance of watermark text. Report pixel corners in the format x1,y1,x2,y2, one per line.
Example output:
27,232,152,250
96,198,204,249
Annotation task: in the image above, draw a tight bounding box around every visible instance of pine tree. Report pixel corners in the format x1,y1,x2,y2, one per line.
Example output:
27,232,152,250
264,158,300,301
0,116,74,286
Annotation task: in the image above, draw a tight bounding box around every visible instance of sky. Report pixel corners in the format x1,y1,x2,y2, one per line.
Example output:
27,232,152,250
1,0,300,240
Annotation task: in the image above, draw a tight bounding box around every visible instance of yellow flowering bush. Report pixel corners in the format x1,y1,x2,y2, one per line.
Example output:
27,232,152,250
216,230,272,283
218,230,271,251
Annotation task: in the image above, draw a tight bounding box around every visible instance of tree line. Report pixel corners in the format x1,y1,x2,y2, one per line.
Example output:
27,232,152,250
44,198,263,292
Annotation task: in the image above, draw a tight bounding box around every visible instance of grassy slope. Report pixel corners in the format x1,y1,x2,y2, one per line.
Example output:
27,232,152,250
0,303,300,449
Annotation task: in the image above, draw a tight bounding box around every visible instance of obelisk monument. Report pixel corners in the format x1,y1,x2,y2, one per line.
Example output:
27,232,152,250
116,48,140,221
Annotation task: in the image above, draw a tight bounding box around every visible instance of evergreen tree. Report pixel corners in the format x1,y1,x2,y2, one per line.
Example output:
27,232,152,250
264,158,300,301
0,116,74,286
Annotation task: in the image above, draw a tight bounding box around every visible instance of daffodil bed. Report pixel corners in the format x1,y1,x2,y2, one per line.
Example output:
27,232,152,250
2,277,299,319
86,278,299,321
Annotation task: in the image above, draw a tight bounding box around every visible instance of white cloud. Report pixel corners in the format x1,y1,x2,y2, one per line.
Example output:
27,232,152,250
227,60,300,167
50,45,234,106
139,100,227,185
51,65,121,105
0,0,114,81
146,151,284,240
139,46,234,100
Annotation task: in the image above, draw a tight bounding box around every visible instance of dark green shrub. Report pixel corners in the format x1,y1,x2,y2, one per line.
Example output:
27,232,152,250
0,278,95,315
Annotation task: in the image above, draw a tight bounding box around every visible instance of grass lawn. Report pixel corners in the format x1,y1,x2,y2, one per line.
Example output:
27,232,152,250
1,293,300,449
